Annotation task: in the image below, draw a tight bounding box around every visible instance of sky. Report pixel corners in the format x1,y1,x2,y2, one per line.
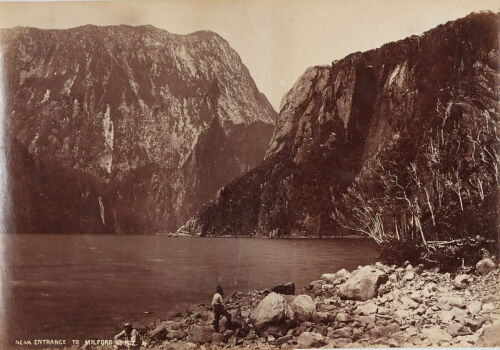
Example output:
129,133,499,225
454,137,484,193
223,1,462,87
0,0,499,110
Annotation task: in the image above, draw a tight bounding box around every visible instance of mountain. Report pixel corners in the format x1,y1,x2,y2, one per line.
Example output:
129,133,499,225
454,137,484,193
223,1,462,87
195,11,499,239
1,25,277,234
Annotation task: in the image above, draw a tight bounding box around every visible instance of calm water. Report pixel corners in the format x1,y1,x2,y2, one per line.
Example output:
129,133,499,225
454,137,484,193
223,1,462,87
1,235,377,343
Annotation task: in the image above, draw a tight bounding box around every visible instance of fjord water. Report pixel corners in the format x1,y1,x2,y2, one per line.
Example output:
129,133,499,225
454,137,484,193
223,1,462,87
2,235,376,341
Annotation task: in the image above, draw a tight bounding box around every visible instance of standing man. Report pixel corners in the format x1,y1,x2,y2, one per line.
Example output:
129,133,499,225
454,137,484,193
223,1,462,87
212,285,232,332
114,322,141,350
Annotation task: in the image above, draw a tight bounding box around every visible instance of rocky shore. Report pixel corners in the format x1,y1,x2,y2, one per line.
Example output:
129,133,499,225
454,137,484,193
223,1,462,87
82,257,499,350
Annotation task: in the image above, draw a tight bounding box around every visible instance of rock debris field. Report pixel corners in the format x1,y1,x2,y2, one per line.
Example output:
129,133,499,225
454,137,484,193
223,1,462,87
80,258,499,349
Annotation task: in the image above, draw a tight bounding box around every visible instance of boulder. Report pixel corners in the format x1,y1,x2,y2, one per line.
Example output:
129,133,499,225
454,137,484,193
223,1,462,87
395,309,413,319
312,311,332,324
308,279,326,290
352,328,363,341
410,291,423,303
476,258,495,275
321,283,335,293
250,292,293,332
317,303,336,312
323,298,337,305
422,327,452,344
275,334,293,346
291,294,316,321
477,323,500,347
437,310,453,323
452,274,470,289
321,273,337,283
406,326,418,337
439,295,466,309
168,329,187,340
400,296,419,310
321,268,351,285
149,322,168,341
297,332,325,348
369,324,400,338
404,271,415,281
264,321,296,338
272,282,295,295
464,317,486,332
314,324,329,337
451,307,468,323
211,332,224,344
335,312,351,322
467,300,482,315
422,282,437,298
190,326,213,344
283,294,295,305
481,302,496,313
338,266,387,301
355,302,378,315
328,327,351,338
240,309,251,319
447,322,472,337
358,315,376,325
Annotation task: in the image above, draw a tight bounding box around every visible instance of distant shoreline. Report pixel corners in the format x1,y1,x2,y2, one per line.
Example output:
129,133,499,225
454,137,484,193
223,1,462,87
158,233,369,240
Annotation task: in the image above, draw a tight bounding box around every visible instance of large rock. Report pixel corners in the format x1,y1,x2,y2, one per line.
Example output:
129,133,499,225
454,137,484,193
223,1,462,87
356,302,378,315
369,324,400,339
321,268,351,285
476,323,500,346
275,334,293,346
190,326,213,344
464,317,486,332
467,300,483,315
149,322,168,341
447,322,472,336
312,311,332,324
421,327,452,344
290,294,316,321
437,310,453,323
271,282,295,295
452,274,470,289
404,271,415,281
439,295,466,309
297,332,325,348
335,312,351,322
250,292,293,332
168,329,187,340
476,258,495,275
400,296,419,310
338,266,388,301
308,280,326,292
328,327,351,339
211,332,224,344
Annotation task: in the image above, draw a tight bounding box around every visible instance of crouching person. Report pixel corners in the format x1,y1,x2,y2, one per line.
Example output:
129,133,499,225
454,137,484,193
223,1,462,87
212,285,231,332
114,322,141,350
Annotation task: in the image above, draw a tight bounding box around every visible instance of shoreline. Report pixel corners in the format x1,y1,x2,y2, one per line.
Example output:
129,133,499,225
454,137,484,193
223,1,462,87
6,258,498,349
104,258,499,349
157,233,368,240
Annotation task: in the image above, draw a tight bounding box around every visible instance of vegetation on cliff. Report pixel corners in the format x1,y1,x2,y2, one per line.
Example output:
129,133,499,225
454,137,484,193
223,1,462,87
195,12,499,261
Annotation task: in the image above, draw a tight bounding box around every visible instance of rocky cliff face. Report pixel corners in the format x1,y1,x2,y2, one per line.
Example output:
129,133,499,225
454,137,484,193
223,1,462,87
196,11,499,237
1,25,277,233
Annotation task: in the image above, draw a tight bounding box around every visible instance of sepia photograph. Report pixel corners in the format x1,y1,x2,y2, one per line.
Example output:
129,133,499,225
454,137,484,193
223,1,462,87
0,0,499,349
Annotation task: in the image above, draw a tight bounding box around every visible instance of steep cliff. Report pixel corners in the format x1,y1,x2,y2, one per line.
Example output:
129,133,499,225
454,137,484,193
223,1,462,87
1,25,277,233
196,11,499,238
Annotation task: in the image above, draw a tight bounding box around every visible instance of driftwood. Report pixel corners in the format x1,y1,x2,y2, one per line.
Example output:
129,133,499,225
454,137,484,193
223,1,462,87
427,238,495,246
